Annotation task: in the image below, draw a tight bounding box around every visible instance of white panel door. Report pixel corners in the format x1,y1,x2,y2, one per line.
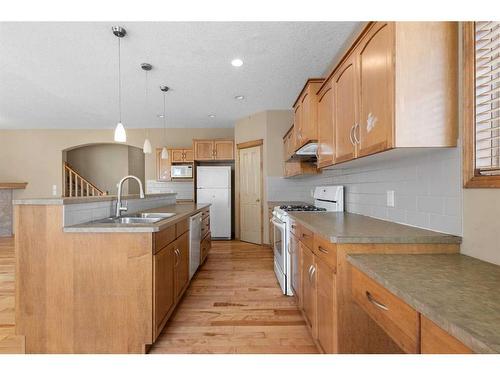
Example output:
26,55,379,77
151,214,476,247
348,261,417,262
239,146,262,244
197,188,231,238
196,166,231,189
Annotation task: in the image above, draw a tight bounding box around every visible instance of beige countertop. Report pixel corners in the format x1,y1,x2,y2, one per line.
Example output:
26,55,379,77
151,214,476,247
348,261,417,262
63,202,210,233
288,212,461,244
13,193,176,205
347,253,500,354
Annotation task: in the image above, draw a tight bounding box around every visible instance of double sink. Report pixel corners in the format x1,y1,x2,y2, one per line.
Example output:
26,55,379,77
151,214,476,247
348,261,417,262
96,212,176,224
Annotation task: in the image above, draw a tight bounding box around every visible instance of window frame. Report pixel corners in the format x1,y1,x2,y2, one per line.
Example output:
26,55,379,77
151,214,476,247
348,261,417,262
463,21,500,188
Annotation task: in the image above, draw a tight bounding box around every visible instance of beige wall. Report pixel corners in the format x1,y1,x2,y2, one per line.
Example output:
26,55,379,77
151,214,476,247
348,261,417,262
66,143,133,195
0,127,234,199
234,110,293,244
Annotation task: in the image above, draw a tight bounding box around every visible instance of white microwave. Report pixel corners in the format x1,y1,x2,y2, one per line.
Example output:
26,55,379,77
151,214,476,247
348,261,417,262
171,164,193,178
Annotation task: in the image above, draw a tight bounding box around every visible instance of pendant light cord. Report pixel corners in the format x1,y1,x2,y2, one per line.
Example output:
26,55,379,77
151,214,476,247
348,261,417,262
145,69,149,137
163,93,167,141
118,37,122,123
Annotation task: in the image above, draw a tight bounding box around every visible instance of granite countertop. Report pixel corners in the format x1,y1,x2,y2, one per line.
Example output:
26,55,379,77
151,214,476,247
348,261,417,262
13,193,176,206
63,202,210,233
347,254,500,354
288,212,461,244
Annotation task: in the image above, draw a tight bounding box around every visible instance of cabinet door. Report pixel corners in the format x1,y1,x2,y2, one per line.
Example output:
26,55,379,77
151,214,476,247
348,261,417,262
290,233,301,307
293,104,302,150
317,80,334,168
171,149,184,163
301,89,319,144
174,231,190,299
183,149,194,162
194,140,214,160
214,140,234,160
357,22,394,157
200,232,211,265
283,133,289,161
156,148,172,181
154,243,175,335
301,243,316,336
316,256,337,353
334,56,358,163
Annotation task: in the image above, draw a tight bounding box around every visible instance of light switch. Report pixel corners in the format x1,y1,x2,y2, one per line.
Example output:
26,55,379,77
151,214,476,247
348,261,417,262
386,190,395,207
52,185,57,196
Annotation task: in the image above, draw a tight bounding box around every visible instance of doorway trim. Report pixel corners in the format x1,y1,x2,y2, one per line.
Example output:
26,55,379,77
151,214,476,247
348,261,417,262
236,139,264,244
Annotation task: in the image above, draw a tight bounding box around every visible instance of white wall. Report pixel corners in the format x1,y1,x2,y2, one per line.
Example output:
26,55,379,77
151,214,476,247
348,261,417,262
268,148,462,236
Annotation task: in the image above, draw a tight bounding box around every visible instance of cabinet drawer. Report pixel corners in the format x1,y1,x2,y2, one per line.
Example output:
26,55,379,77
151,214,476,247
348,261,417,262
200,232,211,265
176,219,189,237
201,216,210,238
313,234,337,272
201,208,210,220
421,316,473,354
153,224,176,254
298,225,313,249
351,267,420,353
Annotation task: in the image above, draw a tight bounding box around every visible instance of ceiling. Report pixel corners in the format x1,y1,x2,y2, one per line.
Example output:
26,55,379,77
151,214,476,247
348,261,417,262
0,22,360,129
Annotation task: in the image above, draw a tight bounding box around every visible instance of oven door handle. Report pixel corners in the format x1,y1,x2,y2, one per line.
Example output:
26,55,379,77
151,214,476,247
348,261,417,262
271,217,286,230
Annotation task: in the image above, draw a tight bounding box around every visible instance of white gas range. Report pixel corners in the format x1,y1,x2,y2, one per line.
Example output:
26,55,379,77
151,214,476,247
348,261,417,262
271,186,344,295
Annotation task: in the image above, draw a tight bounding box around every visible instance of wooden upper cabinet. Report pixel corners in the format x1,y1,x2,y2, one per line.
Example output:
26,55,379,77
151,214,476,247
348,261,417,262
156,148,172,181
317,79,335,168
193,140,214,160
214,140,234,160
171,148,194,163
293,104,302,151
357,22,395,158
193,139,234,161
334,56,358,163
293,79,324,150
183,149,194,162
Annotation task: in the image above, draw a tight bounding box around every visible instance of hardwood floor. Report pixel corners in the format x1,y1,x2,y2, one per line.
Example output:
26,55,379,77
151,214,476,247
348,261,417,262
150,240,318,354
0,236,24,353
0,237,316,354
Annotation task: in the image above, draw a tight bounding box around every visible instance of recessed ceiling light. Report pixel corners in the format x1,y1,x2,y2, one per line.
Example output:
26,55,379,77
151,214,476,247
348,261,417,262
208,114,216,118
234,95,245,100
231,58,243,67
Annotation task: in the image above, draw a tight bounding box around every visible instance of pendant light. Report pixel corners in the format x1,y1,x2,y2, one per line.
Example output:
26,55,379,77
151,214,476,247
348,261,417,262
160,85,169,159
112,26,127,142
141,63,153,154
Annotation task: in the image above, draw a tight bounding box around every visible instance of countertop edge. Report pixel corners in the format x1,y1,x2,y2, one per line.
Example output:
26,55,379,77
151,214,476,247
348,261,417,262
347,255,496,354
289,213,462,245
63,203,211,233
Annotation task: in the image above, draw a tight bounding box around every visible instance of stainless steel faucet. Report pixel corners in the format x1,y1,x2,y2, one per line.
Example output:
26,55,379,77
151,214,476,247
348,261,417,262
115,175,145,217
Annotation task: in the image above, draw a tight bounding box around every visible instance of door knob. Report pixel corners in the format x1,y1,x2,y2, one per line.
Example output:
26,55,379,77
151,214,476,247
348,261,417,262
256,199,260,202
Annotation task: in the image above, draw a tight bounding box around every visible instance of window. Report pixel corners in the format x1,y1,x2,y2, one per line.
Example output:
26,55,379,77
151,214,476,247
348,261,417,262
463,21,500,187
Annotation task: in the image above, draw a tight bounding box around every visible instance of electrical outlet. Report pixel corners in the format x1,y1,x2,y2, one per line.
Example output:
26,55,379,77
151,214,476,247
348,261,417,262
52,185,57,196
386,190,395,207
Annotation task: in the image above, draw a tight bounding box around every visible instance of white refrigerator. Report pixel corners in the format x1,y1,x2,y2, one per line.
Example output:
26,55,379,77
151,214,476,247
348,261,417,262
196,166,232,239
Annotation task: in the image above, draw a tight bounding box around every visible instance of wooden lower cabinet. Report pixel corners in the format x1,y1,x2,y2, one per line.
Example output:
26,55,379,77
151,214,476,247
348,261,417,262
174,231,190,299
316,256,337,353
301,243,316,335
154,242,176,336
421,316,473,354
290,232,301,306
200,232,211,265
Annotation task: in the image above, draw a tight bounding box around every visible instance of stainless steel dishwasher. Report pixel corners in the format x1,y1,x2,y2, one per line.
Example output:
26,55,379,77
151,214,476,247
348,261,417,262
189,212,202,279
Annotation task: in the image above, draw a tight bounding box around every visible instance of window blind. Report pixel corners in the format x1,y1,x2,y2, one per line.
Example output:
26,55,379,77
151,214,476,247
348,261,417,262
475,21,500,175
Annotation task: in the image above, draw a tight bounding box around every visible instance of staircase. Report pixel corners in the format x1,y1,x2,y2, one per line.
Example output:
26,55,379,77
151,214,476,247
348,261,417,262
63,162,106,197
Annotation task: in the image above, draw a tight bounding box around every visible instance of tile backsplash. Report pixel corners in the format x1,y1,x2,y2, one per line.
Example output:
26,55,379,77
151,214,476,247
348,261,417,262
147,180,194,200
268,148,462,235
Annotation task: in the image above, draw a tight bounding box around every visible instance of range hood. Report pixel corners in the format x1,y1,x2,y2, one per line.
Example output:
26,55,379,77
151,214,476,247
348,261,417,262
295,142,318,157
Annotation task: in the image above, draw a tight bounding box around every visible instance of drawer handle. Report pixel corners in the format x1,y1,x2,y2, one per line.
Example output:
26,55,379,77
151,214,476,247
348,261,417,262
310,266,316,285
366,291,388,311
302,232,308,238
307,265,314,283
291,224,296,229
318,246,328,254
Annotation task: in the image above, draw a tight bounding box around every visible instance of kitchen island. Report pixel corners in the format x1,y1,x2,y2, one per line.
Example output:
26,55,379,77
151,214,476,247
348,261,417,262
14,194,211,353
